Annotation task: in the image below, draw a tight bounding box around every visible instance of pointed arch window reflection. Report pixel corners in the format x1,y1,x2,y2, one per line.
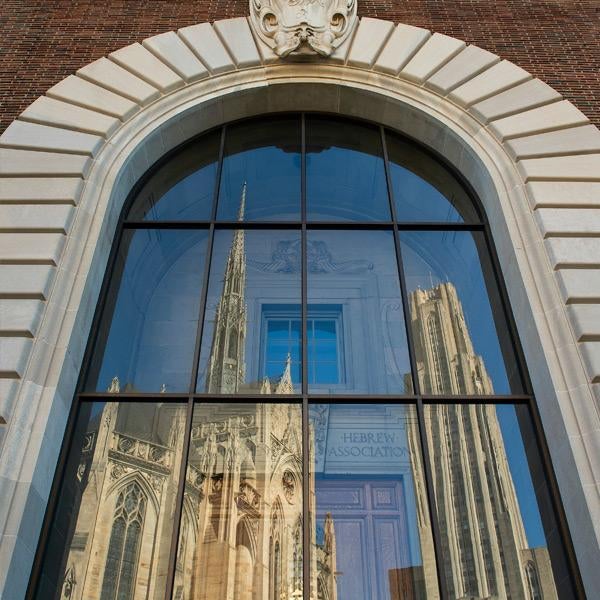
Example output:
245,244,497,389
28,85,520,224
100,481,146,600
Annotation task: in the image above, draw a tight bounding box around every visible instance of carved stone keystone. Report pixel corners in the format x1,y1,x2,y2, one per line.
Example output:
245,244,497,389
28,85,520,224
249,0,358,57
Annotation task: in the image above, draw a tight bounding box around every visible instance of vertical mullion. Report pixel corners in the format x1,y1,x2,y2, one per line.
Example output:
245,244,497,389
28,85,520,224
380,126,449,600
301,113,312,600
164,125,226,600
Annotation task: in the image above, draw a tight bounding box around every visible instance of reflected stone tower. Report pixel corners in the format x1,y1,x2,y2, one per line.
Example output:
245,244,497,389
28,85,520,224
408,282,557,599
206,183,248,394
409,282,493,396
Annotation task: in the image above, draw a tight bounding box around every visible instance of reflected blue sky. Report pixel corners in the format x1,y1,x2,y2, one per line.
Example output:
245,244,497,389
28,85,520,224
497,405,546,548
91,229,208,392
217,118,301,221
132,133,219,221
306,117,391,221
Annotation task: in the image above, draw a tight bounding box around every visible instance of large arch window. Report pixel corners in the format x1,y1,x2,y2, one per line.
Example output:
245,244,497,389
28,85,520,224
30,115,580,600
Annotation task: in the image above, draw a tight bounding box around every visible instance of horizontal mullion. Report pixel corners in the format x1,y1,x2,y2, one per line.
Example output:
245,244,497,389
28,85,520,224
420,394,532,404
77,392,191,401
76,393,530,404
122,220,484,230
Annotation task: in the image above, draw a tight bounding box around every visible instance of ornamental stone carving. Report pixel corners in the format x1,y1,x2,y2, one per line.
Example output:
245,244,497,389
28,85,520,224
249,0,358,57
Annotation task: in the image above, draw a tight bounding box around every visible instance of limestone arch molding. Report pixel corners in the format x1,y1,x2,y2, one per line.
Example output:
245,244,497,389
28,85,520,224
0,16,599,598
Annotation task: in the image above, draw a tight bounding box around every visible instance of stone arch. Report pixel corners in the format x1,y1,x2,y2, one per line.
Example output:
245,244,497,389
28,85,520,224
0,14,599,599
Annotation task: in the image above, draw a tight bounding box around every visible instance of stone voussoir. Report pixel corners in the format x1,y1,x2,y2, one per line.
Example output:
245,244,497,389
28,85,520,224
425,45,500,95
19,96,121,138
143,31,209,83
47,75,140,120
399,32,465,84
77,57,160,106
449,59,532,107
178,22,235,75
109,42,184,93
373,23,431,75
347,17,395,69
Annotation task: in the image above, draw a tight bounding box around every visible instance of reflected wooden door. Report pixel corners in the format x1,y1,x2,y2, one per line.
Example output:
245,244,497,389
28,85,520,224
316,478,415,600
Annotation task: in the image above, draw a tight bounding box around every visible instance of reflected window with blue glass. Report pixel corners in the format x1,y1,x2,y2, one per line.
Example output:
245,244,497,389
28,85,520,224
262,306,343,388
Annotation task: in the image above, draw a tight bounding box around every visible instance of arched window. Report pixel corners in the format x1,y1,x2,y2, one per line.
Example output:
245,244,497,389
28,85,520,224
32,114,579,600
100,482,146,600
526,561,543,600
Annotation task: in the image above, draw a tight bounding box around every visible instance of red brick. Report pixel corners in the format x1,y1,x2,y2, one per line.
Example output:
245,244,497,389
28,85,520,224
0,0,598,133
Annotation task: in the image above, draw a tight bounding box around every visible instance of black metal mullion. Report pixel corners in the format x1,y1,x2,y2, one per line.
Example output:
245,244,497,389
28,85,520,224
164,125,226,600
526,401,586,598
380,125,449,600
300,113,312,600
122,220,484,231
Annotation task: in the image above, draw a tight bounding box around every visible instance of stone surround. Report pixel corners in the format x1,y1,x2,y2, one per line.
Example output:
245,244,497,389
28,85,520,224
0,15,599,598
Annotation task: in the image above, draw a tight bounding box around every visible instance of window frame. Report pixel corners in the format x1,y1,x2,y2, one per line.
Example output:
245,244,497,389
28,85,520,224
26,113,585,600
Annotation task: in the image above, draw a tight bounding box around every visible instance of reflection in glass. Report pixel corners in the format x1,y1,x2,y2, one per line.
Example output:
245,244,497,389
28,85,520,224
217,118,301,221
197,226,301,393
128,133,219,221
306,117,391,221
310,404,440,600
423,404,565,599
34,402,187,600
386,133,477,223
88,229,208,393
174,403,303,600
400,231,521,395
307,230,412,394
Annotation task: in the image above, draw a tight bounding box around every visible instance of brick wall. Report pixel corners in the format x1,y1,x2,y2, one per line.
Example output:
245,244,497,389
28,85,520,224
1,0,598,133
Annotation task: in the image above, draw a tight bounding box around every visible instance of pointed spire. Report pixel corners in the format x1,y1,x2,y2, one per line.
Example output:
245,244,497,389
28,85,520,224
238,180,247,222
107,376,120,393
275,353,294,394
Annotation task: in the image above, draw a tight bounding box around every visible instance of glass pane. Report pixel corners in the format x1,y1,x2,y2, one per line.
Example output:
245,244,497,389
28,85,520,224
197,229,301,393
87,229,209,393
307,230,412,394
34,401,187,600
217,117,301,221
423,404,572,599
400,230,522,394
386,133,478,223
310,404,440,600
128,132,219,221
174,403,303,600
306,117,391,221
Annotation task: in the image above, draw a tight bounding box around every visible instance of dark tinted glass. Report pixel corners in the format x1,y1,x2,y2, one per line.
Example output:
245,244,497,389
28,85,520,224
196,229,301,393
174,403,303,599
386,133,478,223
128,132,219,221
87,229,209,393
306,117,391,221
217,117,301,221
399,230,521,394
310,404,440,600
34,401,186,600
307,230,412,393
423,404,571,599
